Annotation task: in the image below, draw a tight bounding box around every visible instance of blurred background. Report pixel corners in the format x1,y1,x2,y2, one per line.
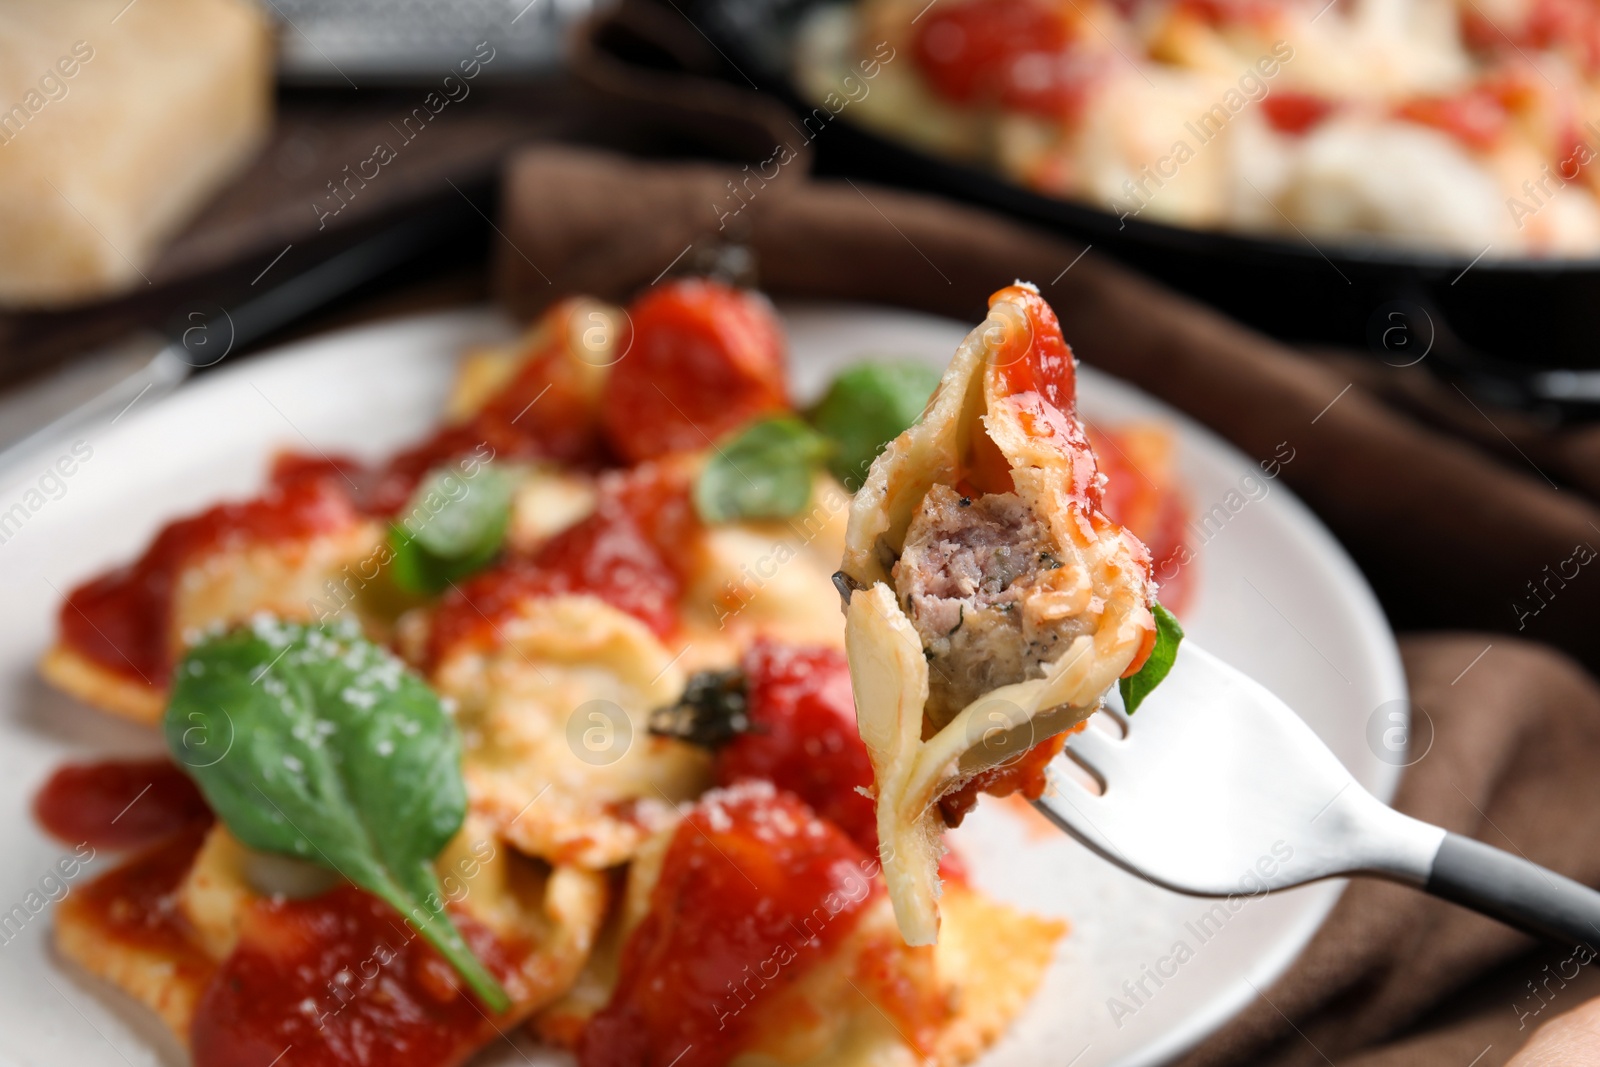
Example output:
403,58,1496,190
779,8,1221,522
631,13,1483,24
3,0,1600,448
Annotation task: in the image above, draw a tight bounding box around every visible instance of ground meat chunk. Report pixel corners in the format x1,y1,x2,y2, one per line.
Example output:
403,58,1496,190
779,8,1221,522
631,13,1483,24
893,485,1091,727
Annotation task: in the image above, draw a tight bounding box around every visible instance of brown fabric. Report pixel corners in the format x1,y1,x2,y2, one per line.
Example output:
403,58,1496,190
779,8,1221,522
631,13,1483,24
495,145,1600,1067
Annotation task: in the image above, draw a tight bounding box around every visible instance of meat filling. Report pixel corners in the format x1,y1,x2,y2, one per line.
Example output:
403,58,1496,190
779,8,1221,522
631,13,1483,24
893,485,1094,728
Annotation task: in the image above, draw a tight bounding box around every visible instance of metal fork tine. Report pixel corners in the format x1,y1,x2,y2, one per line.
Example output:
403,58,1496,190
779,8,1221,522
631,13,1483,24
1064,722,1132,779
1099,700,1132,730
1044,753,1108,802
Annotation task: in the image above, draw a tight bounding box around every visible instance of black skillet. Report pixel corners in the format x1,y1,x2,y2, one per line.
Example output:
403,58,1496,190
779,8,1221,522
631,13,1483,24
660,0,1600,417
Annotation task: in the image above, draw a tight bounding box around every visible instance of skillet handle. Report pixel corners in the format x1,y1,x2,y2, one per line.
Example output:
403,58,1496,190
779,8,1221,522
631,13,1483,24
1426,833,1600,949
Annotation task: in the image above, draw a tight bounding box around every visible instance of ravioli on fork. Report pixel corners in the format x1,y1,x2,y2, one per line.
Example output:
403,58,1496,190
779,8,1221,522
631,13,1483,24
839,282,1167,945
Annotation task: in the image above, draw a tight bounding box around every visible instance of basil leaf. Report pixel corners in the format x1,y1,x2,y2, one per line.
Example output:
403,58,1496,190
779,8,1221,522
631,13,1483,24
694,416,832,524
390,464,514,595
808,361,941,490
1119,602,1184,715
165,619,510,1012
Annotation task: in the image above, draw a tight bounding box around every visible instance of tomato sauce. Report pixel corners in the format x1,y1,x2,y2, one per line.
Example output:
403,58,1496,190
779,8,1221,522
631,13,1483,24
973,284,1101,512
1463,0,1600,74
939,730,1073,827
715,642,879,854
58,459,361,686
578,783,903,1067
600,280,789,465
1174,0,1289,27
1262,92,1335,136
710,641,968,882
34,758,211,850
1526,0,1600,71
191,885,527,1067
425,462,695,667
913,0,1093,118
66,827,215,976
370,302,612,514
1395,88,1509,153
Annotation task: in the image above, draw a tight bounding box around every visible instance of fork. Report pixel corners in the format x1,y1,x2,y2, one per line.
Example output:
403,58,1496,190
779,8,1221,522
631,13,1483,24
1035,643,1600,947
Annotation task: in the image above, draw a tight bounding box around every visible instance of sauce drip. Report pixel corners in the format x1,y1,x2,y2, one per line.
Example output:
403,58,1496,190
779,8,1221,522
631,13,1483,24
939,730,1073,827
34,758,211,850
972,284,1102,511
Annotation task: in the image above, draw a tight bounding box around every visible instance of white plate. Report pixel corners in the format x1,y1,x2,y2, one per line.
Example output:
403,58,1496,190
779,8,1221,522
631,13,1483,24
0,303,1405,1067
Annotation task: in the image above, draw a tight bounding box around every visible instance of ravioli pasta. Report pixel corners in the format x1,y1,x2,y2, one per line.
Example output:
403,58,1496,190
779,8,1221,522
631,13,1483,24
30,280,1180,1067
841,282,1157,945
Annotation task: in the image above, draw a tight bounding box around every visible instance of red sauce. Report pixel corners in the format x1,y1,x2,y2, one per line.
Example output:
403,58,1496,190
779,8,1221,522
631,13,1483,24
1526,0,1600,70
939,730,1072,827
988,284,1080,427
370,300,612,514
1395,88,1509,153
600,280,790,465
1262,92,1336,135
426,461,695,667
578,783,899,1067
192,885,527,1067
972,284,1100,513
715,642,878,854
34,758,211,850
1464,0,1600,74
65,827,215,970
59,459,361,686
913,0,1094,118
1175,0,1288,27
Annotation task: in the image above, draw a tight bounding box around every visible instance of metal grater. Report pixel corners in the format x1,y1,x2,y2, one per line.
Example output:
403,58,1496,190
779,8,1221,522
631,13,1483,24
266,0,599,82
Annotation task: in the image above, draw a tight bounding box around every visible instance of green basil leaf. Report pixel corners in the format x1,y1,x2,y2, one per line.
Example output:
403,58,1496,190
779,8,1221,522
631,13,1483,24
165,619,510,1012
693,416,832,524
390,464,514,595
389,522,506,596
808,361,941,490
1119,602,1184,715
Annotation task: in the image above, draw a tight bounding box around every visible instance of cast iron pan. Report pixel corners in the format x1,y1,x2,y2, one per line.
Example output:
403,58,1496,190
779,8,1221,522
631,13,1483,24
664,0,1600,416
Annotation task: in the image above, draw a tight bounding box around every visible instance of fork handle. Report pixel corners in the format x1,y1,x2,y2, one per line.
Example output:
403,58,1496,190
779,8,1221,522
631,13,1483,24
1426,833,1600,949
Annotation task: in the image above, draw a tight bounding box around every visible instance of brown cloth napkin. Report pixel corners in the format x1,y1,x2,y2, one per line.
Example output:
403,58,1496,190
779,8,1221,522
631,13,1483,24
493,145,1600,1067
